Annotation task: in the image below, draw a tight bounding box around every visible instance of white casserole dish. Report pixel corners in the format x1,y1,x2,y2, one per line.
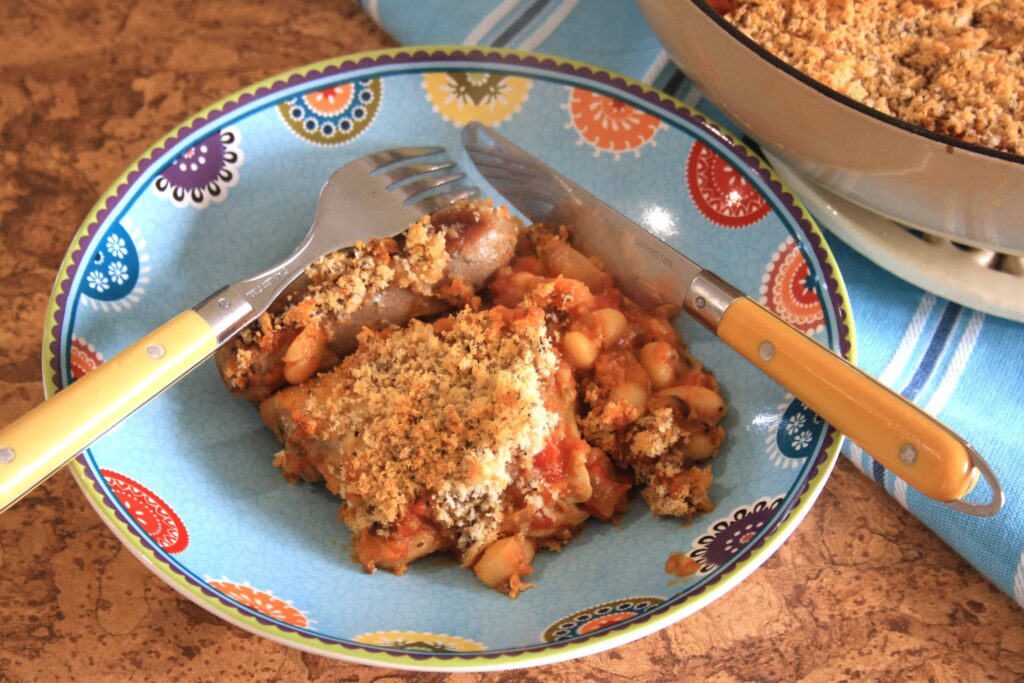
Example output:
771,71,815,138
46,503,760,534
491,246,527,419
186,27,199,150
637,0,1024,254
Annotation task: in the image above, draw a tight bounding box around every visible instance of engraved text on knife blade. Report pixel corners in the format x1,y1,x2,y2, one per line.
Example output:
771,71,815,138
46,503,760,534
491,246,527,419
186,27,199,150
632,235,673,269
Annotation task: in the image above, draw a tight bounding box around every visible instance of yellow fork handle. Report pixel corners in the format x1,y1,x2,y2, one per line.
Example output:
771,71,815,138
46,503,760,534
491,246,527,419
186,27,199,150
717,297,977,502
0,311,217,512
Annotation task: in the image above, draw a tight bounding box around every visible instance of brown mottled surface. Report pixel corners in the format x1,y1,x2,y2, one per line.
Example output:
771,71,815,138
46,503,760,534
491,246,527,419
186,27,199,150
0,1,1021,681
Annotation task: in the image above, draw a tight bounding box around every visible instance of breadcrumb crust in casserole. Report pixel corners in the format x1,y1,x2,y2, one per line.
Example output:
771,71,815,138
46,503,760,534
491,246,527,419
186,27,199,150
718,0,1024,155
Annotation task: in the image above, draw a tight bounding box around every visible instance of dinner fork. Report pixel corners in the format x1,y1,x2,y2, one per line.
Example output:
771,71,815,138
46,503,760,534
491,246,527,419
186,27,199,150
0,148,479,513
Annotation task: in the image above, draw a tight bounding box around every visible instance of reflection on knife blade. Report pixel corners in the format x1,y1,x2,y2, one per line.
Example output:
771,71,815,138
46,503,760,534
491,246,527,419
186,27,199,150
462,123,702,313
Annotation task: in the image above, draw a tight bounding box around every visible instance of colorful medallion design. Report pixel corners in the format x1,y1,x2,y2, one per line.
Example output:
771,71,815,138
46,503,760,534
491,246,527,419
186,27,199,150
279,79,382,145
81,218,149,313
689,496,786,574
422,72,531,127
766,395,827,467
564,88,661,158
543,597,666,642
101,470,189,554
70,336,104,380
353,631,486,653
206,578,311,628
760,237,825,334
686,142,770,228
154,127,242,208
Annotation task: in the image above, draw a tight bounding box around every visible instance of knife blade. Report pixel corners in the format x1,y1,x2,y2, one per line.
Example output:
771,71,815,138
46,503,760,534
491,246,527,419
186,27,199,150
462,121,1002,516
463,127,702,314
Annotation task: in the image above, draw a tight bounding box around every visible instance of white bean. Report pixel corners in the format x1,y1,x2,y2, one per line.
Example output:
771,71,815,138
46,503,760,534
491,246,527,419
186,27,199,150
282,325,326,385
686,426,724,461
610,381,649,416
473,536,536,588
564,443,593,503
656,385,726,425
563,331,598,369
591,308,627,346
638,341,677,389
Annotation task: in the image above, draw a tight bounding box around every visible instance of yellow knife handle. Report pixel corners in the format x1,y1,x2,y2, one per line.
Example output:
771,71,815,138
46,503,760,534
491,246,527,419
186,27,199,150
0,310,218,512
717,296,976,501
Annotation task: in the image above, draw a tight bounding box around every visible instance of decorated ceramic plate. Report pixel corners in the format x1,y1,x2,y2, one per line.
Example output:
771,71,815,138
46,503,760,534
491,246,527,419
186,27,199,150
44,47,853,671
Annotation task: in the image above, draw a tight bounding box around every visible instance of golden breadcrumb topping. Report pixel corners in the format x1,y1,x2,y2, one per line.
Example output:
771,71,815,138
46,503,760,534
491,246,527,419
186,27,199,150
223,200,516,400
582,395,716,517
297,213,451,323
253,222,729,593
629,408,683,460
721,0,1024,155
639,462,715,517
305,307,559,550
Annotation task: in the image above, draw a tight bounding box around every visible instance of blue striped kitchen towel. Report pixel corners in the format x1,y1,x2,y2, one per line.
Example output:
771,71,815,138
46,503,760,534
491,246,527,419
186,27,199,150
357,0,1024,606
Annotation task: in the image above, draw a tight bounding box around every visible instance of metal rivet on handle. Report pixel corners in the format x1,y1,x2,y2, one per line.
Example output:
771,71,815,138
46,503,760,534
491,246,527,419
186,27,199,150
899,443,917,465
758,341,775,361
695,296,706,310
0,447,14,464
146,344,165,359
218,297,231,309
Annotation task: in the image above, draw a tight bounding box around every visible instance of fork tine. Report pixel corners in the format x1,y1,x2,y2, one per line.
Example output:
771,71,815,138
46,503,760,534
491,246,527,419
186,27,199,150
467,158,561,202
365,146,445,172
463,144,533,173
398,173,467,202
411,186,480,214
382,161,457,188
487,180,560,203
466,160,535,183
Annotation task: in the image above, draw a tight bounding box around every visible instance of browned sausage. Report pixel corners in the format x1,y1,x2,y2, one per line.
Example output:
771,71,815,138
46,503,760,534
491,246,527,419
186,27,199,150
217,200,520,402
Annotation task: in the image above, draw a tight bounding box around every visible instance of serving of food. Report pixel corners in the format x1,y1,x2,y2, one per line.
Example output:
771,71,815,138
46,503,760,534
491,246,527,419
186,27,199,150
216,200,726,596
46,50,850,668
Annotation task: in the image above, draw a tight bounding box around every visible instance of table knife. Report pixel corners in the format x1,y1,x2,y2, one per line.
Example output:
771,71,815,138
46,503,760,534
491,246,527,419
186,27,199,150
463,122,1002,516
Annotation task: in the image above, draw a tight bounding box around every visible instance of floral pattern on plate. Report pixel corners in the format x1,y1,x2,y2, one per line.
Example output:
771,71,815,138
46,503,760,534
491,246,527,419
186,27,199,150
153,127,243,208
760,237,825,334
563,88,661,158
766,395,827,467
422,72,531,127
278,79,382,145
689,496,786,574
353,631,486,652
70,336,104,381
686,141,770,228
543,597,666,642
102,470,189,554
206,578,311,628
80,217,149,313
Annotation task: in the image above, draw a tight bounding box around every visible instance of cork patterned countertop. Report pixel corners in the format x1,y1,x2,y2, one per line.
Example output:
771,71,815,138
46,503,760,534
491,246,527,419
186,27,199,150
1,2,1022,680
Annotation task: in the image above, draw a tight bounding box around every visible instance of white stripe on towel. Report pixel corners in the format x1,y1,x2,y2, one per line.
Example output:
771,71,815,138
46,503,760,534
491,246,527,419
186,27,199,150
517,0,580,51
890,311,982,508
641,50,670,85
879,294,937,387
924,311,984,415
464,0,522,46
